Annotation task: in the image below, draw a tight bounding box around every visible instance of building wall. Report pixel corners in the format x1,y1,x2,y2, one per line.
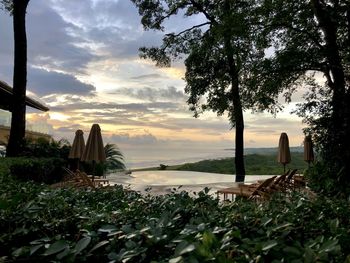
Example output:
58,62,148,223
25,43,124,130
0,125,52,145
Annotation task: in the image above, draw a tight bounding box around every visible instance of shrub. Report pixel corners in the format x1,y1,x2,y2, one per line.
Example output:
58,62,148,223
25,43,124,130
0,172,350,262
20,137,71,159
304,162,350,198
4,157,65,184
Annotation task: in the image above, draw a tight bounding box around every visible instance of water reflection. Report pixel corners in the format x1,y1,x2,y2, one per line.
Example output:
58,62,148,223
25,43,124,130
108,170,272,186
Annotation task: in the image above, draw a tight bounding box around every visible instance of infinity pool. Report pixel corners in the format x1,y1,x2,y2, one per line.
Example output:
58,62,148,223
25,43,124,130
108,170,272,187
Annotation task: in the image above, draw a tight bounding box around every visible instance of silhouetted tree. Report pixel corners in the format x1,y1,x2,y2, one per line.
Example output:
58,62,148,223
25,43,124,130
255,0,350,186
131,0,271,182
1,0,30,157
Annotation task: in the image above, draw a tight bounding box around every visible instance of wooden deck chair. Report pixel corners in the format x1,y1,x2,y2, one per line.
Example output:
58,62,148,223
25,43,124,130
266,170,292,191
75,171,95,188
217,176,277,201
51,168,84,188
277,169,298,191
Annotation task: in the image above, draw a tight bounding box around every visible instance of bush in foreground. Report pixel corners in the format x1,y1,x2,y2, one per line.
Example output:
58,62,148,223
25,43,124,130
0,157,65,184
1,169,350,262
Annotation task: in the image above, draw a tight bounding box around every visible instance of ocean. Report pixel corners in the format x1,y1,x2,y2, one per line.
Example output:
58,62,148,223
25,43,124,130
122,148,235,169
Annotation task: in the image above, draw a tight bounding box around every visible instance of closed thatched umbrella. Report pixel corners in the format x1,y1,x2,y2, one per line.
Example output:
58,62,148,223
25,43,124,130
304,135,314,167
81,124,106,181
277,132,291,173
68,129,85,170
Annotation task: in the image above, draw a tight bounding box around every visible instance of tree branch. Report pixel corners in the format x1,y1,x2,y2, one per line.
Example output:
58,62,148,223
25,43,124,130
189,0,218,24
165,22,210,38
266,22,324,50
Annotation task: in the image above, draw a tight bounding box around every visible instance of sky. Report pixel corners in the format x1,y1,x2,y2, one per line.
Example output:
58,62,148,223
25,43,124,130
0,0,309,165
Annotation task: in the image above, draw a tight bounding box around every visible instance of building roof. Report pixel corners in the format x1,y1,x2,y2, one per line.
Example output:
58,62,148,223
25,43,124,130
0,80,49,112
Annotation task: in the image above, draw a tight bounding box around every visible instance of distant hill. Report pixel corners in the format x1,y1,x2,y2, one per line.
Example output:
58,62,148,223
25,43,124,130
224,147,303,155
142,151,308,175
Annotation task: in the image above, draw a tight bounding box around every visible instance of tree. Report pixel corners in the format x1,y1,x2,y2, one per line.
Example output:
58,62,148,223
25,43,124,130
131,0,269,182
104,143,126,171
2,0,30,157
255,0,350,187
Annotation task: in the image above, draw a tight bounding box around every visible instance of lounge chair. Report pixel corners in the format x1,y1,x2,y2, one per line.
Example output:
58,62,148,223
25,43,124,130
51,168,109,188
276,169,298,191
51,168,86,188
217,176,277,201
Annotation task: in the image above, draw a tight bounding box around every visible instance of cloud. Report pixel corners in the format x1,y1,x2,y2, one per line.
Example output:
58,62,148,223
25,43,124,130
49,100,179,112
28,67,96,96
110,132,158,145
24,1,98,73
111,86,187,102
130,74,163,80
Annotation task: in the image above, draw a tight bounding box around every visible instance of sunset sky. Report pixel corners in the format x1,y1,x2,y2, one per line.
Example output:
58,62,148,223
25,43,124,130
0,0,308,165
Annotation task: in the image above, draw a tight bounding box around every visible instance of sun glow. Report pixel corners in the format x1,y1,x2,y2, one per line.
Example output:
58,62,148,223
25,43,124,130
49,112,70,122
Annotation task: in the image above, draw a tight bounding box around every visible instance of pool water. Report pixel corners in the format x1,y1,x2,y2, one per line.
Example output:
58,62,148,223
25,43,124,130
108,170,272,186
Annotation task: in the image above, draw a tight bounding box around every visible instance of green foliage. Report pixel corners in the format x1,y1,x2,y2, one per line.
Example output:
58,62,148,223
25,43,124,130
304,162,350,198
19,137,71,159
104,143,126,171
256,0,350,188
81,144,126,177
0,0,13,13
0,157,65,184
131,0,274,180
174,153,307,175
0,170,350,262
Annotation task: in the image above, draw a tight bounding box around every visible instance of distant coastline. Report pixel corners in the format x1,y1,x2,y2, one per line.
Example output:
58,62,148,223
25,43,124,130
125,147,304,170
132,151,308,175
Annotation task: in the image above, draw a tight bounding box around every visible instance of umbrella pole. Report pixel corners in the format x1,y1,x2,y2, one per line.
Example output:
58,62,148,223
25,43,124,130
92,160,95,182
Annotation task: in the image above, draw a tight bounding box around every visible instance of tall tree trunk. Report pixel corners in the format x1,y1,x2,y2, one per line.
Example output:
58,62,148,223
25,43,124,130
312,0,349,179
223,30,246,182
232,78,245,182
6,0,29,157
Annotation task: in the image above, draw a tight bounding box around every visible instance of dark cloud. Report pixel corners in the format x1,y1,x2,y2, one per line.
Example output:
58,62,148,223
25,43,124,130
130,74,163,80
111,86,187,102
28,67,96,96
27,1,97,73
50,100,179,112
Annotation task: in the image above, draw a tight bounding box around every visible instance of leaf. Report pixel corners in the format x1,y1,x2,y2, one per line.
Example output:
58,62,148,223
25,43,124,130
197,223,206,231
43,240,69,256
304,247,316,263
175,241,196,256
98,224,117,233
262,217,273,227
319,239,340,253
30,244,43,256
169,256,183,263
262,240,278,251
88,240,109,254
283,246,301,256
57,248,70,260
272,223,293,232
329,218,339,233
74,236,91,254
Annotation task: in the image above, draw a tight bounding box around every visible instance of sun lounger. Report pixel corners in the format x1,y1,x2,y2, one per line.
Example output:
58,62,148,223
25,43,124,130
217,176,277,201
51,168,109,188
51,168,86,188
276,169,298,191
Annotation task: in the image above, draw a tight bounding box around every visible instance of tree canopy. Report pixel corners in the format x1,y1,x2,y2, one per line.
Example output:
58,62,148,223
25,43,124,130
132,0,279,182
254,0,350,189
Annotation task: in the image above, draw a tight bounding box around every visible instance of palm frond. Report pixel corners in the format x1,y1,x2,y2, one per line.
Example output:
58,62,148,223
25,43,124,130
104,143,126,171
